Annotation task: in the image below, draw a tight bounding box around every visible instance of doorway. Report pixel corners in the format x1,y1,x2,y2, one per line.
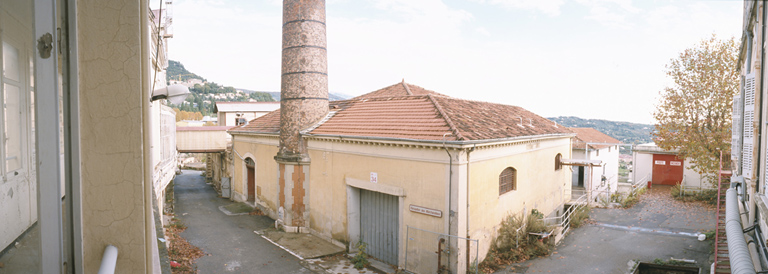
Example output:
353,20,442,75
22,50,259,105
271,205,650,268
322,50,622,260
245,158,255,202
652,154,684,185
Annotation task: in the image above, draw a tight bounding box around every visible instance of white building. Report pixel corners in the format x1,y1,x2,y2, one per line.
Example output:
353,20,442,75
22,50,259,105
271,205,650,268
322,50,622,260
213,101,280,126
632,143,704,189
568,128,621,201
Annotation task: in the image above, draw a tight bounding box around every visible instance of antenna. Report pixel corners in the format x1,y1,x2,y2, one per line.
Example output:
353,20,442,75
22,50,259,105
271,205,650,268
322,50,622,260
518,117,524,127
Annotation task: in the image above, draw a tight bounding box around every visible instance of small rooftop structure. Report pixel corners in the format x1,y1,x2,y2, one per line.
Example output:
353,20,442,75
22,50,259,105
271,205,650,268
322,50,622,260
213,101,280,113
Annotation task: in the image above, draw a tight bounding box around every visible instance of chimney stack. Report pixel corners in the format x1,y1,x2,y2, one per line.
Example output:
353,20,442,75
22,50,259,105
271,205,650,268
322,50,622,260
276,0,329,163
274,0,328,232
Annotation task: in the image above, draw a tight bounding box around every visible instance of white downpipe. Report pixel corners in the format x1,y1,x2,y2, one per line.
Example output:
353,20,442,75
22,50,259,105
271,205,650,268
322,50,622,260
726,188,757,274
97,245,118,274
141,0,154,271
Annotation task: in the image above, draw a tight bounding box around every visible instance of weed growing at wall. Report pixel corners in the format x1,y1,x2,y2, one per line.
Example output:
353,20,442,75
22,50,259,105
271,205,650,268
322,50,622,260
569,206,591,228
351,240,370,270
479,212,552,273
671,183,717,205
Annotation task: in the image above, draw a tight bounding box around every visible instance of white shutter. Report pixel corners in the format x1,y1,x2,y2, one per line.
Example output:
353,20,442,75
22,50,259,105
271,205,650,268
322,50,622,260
733,92,742,162
743,73,756,178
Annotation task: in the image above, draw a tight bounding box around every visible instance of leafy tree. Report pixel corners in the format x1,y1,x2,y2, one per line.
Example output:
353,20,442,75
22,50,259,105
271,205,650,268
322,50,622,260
652,35,739,186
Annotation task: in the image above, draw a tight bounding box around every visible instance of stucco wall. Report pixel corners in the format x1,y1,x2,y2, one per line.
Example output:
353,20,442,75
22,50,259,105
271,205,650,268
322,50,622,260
77,0,148,272
231,134,571,273
468,137,571,261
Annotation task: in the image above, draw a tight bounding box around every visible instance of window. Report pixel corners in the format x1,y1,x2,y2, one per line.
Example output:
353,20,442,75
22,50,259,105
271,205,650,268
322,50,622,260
555,153,563,171
499,167,517,195
236,117,247,126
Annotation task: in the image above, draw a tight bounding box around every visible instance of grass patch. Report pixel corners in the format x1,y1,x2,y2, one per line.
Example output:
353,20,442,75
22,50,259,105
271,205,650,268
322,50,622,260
671,183,717,205
479,211,553,273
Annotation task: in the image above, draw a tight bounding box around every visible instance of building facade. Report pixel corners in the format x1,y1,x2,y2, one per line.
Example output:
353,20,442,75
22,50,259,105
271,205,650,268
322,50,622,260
229,82,574,273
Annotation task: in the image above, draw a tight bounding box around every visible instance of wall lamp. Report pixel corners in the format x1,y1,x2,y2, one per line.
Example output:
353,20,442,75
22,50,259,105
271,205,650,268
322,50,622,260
151,84,190,105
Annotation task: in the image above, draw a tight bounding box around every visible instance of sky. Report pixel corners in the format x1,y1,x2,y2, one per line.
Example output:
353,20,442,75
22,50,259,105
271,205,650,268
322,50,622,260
157,0,744,124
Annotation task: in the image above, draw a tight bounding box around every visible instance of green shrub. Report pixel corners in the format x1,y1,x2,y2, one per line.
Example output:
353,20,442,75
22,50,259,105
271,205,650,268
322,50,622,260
569,206,590,228
351,240,370,270
479,211,553,273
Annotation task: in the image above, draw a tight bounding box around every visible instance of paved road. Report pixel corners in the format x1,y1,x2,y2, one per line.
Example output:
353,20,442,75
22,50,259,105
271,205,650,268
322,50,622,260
495,186,715,274
174,170,315,274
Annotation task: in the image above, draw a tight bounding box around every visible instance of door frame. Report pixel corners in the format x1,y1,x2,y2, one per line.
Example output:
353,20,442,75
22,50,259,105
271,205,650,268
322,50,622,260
345,177,405,267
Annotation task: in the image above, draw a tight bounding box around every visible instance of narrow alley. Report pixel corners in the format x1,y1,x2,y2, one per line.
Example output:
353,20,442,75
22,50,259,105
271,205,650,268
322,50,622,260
172,170,315,274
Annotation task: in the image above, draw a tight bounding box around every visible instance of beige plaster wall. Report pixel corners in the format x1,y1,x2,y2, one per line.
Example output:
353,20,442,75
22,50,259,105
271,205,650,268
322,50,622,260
307,140,450,239
467,137,571,261
176,130,230,151
231,135,279,208
77,0,148,272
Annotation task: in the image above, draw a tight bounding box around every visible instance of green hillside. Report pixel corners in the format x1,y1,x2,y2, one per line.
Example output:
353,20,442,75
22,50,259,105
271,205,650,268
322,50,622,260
548,116,654,154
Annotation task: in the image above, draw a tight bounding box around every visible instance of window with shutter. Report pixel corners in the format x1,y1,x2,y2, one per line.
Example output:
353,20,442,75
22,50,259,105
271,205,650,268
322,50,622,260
499,167,517,195
743,73,756,178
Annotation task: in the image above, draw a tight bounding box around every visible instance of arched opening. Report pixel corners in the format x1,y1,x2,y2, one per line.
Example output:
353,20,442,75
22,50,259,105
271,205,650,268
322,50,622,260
499,167,517,195
245,157,255,202
555,153,563,171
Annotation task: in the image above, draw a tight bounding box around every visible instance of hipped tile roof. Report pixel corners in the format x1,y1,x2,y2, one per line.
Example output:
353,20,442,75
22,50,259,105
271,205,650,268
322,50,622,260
569,127,622,149
230,82,571,141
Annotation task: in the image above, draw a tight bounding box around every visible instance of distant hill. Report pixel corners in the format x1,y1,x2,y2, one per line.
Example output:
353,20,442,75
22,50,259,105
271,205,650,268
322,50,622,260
166,60,205,82
263,91,349,102
548,116,655,154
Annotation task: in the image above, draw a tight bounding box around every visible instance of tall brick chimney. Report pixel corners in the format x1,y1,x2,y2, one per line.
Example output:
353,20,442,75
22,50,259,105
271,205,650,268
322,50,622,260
275,0,328,232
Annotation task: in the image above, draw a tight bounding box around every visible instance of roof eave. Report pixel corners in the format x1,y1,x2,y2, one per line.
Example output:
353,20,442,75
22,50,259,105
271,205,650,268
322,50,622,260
304,132,574,148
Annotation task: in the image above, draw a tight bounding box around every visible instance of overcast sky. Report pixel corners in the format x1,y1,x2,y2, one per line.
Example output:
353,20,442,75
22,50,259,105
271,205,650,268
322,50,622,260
158,0,743,124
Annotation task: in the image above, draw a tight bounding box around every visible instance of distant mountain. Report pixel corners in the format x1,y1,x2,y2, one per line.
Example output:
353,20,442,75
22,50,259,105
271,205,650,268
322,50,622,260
264,91,349,102
166,60,205,82
548,116,655,154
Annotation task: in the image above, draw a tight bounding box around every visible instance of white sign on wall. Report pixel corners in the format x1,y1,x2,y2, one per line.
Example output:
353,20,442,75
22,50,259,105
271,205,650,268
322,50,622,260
370,172,378,183
670,161,682,166
409,204,442,218
654,160,666,165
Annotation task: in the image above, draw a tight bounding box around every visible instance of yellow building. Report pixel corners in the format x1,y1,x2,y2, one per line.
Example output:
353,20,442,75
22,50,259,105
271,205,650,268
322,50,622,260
229,82,574,273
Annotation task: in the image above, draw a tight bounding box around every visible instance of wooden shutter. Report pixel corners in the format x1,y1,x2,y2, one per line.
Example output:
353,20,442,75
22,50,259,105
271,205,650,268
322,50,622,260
743,73,756,178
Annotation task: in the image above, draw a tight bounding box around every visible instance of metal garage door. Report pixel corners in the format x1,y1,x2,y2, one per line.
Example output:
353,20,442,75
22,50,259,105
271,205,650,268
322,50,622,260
360,189,399,265
652,154,684,185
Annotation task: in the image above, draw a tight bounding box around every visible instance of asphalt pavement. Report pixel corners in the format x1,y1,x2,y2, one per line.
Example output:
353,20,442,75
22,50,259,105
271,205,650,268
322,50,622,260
495,185,716,274
173,170,315,274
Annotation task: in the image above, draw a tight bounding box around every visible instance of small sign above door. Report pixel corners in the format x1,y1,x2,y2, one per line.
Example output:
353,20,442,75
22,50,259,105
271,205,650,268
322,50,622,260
654,160,666,165
670,161,682,166
409,204,442,218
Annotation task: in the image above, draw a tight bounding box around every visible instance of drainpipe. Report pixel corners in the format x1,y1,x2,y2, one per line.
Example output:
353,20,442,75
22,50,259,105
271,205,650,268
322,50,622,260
140,1,155,271
726,188,757,274
465,144,475,272
442,133,453,270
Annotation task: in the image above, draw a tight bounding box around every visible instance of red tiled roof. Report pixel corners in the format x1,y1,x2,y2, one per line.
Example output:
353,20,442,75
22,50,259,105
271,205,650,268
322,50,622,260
433,96,571,140
569,127,622,149
229,110,281,134
312,96,455,140
351,81,447,100
230,82,571,141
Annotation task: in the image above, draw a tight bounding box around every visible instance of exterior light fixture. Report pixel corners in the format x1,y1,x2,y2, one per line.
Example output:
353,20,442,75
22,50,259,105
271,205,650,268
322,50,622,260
151,84,190,104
